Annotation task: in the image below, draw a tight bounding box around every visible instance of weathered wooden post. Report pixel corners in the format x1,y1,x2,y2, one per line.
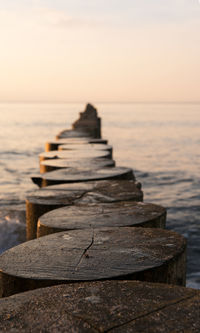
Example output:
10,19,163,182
26,180,143,240
58,143,113,159
39,149,111,162
0,281,199,332
40,157,115,173
72,103,101,138
56,104,101,139
37,201,166,237
45,138,108,152
31,167,135,187
0,227,186,297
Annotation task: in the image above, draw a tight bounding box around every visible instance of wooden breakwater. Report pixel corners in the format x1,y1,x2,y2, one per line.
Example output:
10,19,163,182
0,103,199,332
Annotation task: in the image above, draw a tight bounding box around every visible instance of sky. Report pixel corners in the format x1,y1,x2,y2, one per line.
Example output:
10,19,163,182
0,0,199,102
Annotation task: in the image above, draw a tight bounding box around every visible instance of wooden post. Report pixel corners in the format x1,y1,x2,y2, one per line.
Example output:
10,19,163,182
0,280,199,332
37,201,166,237
26,180,143,240
40,158,115,173
0,227,186,297
72,104,101,138
39,149,111,162
56,129,91,140
45,138,108,152
58,144,113,159
31,167,135,187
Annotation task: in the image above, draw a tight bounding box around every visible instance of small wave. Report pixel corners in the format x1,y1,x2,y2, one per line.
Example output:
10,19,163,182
135,171,150,178
156,178,195,186
187,273,200,290
1,151,23,155
1,150,36,157
4,168,17,173
0,209,26,254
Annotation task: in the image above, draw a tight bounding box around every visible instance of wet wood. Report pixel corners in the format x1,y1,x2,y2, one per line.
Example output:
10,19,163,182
26,180,143,240
32,167,134,187
0,280,199,332
45,138,108,152
39,149,111,162
37,201,166,237
40,158,115,173
0,227,186,297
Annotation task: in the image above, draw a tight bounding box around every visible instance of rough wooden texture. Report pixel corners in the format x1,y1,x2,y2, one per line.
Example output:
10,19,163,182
0,227,186,297
27,180,143,205
72,103,101,138
26,180,143,240
40,158,115,173
45,138,108,152
32,167,135,187
37,201,166,237
0,280,199,332
39,149,111,162
56,129,91,140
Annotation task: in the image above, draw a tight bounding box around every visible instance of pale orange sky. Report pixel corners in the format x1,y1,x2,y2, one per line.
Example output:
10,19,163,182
0,0,199,102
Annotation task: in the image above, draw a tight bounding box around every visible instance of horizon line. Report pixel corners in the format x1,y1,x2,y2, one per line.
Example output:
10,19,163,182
0,101,200,105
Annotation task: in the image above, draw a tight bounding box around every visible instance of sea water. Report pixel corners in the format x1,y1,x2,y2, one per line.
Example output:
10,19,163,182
0,103,199,288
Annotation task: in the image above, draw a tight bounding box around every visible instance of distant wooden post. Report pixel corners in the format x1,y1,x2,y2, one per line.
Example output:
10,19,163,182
40,158,115,174
72,104,101,138
45,138,108,152
58,144,113,159
31,167,135,187
39,149,111,163
56,130,91,140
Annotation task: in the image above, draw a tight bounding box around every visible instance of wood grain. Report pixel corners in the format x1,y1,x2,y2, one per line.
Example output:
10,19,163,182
0,280,199,332
0,227,186,297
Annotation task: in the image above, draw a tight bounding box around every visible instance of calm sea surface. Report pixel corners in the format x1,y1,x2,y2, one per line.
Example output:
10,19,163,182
0,103,199,288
